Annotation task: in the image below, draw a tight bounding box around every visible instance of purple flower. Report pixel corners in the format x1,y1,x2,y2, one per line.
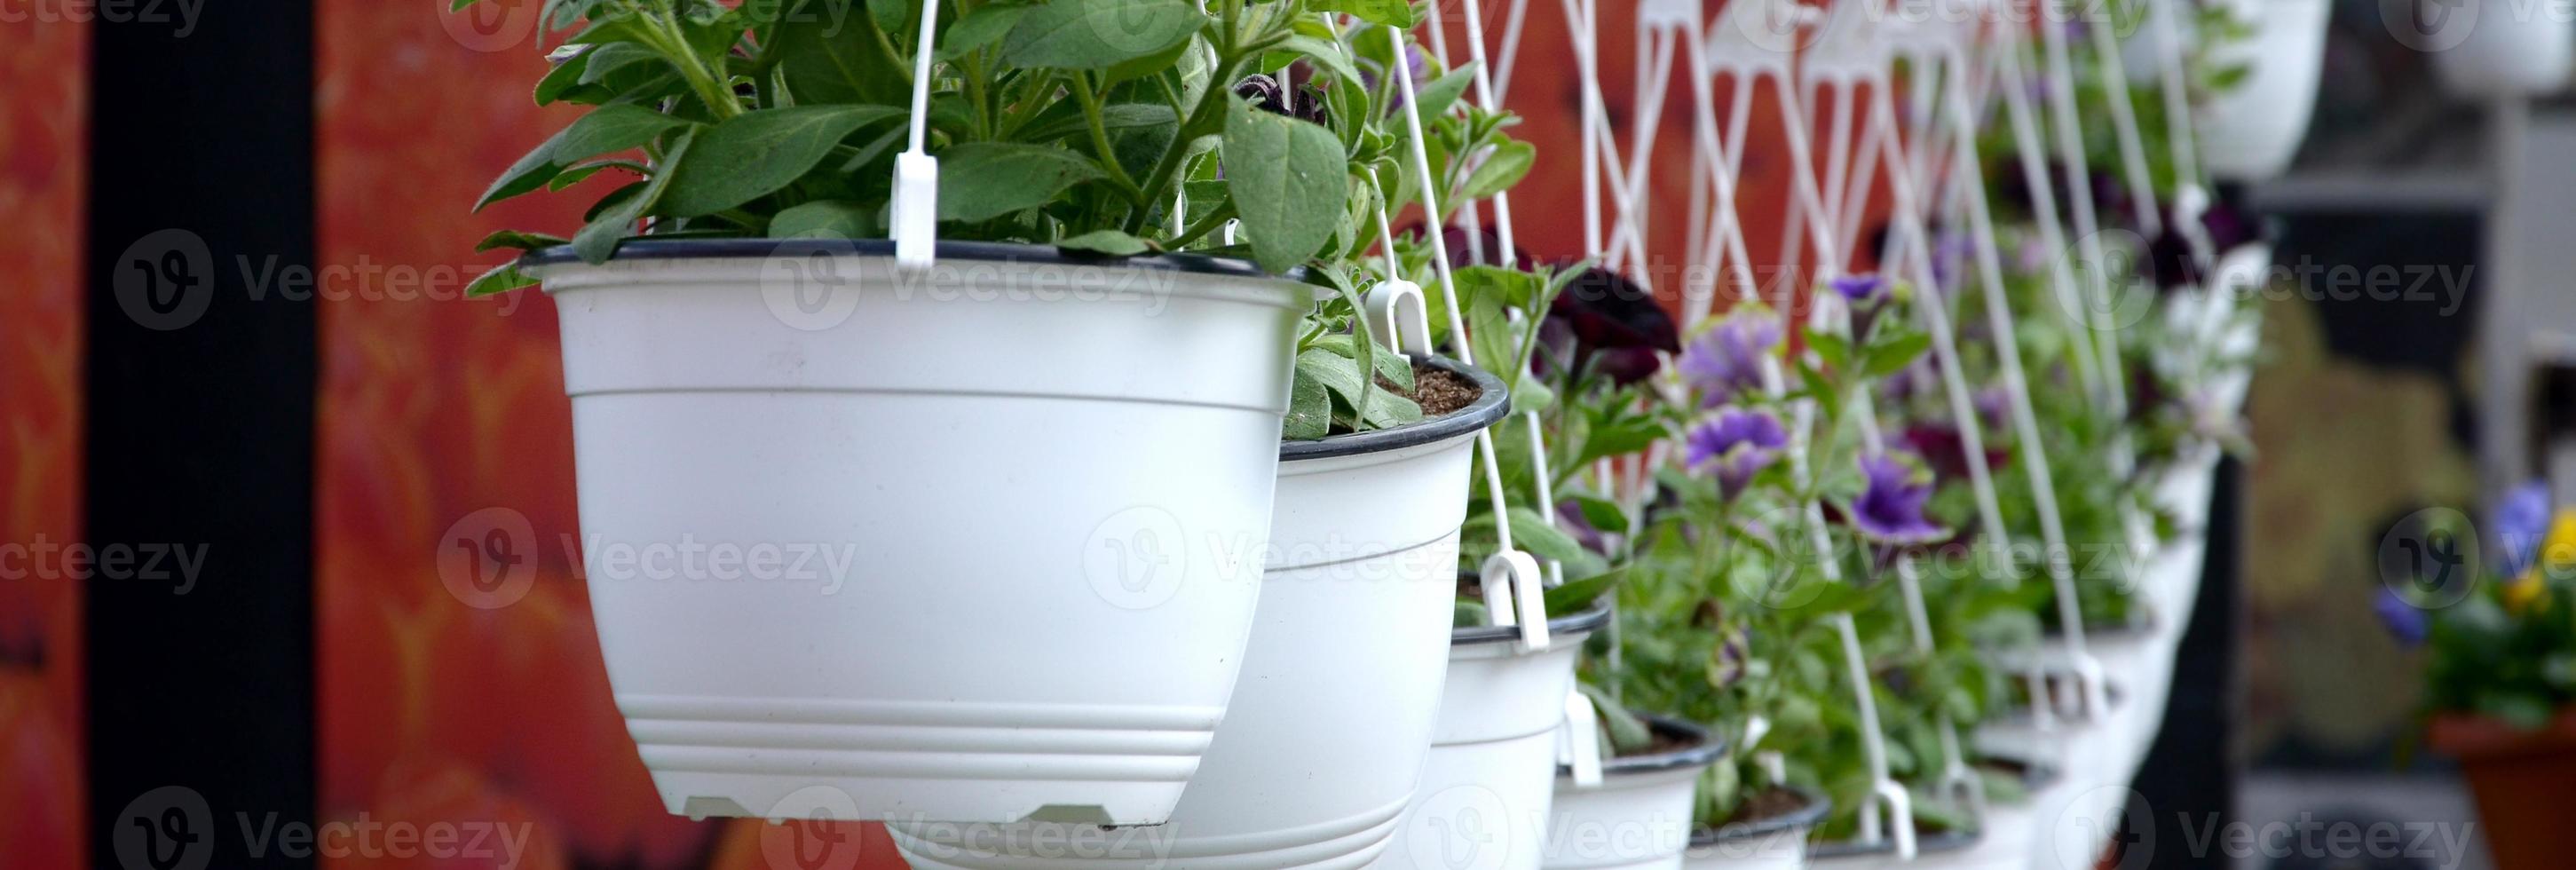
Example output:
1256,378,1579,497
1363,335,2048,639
1555,498,1609,556
1851,453,1946,543
2495,480,2552,578
1678,308,1782,407
1900,423,2006,486
1972,385,2011,433
2374,586,2428,648
1829,273,1889,305
1686,408,1788,499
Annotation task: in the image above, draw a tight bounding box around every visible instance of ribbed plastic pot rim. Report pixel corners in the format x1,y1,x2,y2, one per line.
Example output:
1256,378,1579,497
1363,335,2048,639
1556,714,1729,778
1279,355,1512,462
519,237,1283,280
1687,785,1832,846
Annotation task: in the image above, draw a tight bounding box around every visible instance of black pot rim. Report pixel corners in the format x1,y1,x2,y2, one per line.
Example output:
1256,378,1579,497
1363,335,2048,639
1977,749,2065,794
518,237,1282,281
1688,785,1833,845
2035,605,2158,641
1280,355,1511,462
1450,598,1613,646
1555,715,1730,778
1806,826,1982,859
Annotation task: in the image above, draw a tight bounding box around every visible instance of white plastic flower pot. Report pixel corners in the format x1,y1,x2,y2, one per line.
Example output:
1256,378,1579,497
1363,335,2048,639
527,239,1306,825
1542,717,1729,870
1371,605,1613,870
887,357,1513,870
2008,621,2170,809
1680,787,1829,870
2429,0,2576,98
1889,756,2059,870
2197,0,2330,180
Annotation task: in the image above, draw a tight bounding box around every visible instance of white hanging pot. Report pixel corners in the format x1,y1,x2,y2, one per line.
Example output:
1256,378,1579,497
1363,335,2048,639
2197,0,2331,181
2426,0,2576,98
1542,717,1729,870
2013,621,2171,801
888,357,1513,869
1681,787,1830,870
1886,755,2060,870
528,239,1306,825
1371,604,1613,870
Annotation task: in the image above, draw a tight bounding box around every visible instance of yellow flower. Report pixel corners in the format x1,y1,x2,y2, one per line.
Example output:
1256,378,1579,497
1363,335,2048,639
2544,510,2576,572
2505,571,2547,613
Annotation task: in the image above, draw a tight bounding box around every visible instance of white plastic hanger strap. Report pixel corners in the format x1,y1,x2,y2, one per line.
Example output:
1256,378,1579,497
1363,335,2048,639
891,1,943,269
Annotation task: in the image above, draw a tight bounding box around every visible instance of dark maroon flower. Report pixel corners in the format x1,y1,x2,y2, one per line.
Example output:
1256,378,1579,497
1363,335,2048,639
1232,74,1328,125
1551,265,1679,385
1900,423,2007,486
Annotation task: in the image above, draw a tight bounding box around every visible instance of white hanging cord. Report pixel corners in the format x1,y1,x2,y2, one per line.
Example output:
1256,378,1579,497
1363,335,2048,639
1985,24,2105,408
889,0,945,269
1948,25,2110,718
1456,0,1521,257
2145,0,2217,275
1807,7,1994,820
2085,2,2165,239
2034,3,2129,420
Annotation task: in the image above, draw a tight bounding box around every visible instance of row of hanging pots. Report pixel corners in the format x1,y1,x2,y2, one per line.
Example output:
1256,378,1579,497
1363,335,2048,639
892,356,1521,868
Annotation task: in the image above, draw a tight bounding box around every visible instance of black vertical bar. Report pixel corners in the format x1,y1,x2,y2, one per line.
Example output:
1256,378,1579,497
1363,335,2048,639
2128,455,2243,868
86,3,317,868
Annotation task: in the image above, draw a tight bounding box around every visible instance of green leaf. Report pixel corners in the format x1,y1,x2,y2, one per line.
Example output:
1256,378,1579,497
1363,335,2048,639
770,199,876,239
661,105,901,218
1284,366,1332,440
1508,506,1610,579
577,42,662,85
1864,332,1933,377
865,0,907,35
1297,347,1371,412
1222,95,1347,274
936,142,1108,222
1546,568,1622,618
534,46,595,105
477,105,692,211
1578,682,1656,755
772,0,908,106
1316,0,1417,28
1057,229,1152,256
465,260,541,297
1453,599,1489,628
1569,494,1629,536
1406,63,1477,123
1266,34,1364,89
573,128,696,264
1002,0,1205,70
941,1,1030,59
1457,139,1533,201
1310,334,1413,391
472,230,570,253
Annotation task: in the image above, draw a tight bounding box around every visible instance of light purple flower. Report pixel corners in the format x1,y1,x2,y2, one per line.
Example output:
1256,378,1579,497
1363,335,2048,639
2495,479,2552,578
1829,273,1889,305
1686,408,1788,499
1851,453,1946,543
2374,586,2427,648
1677,308,1782,407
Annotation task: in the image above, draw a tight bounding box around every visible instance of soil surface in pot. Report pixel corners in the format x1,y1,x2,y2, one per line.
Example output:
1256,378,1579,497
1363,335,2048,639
1719,786,1813,828
1402,364,1481,416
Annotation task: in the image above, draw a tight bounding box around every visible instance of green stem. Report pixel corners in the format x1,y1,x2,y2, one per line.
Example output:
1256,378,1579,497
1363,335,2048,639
1071,72,1142,199
1167,201,1237,249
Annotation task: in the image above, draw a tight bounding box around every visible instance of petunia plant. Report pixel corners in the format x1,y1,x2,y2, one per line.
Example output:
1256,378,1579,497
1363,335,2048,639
455,0,1546,441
